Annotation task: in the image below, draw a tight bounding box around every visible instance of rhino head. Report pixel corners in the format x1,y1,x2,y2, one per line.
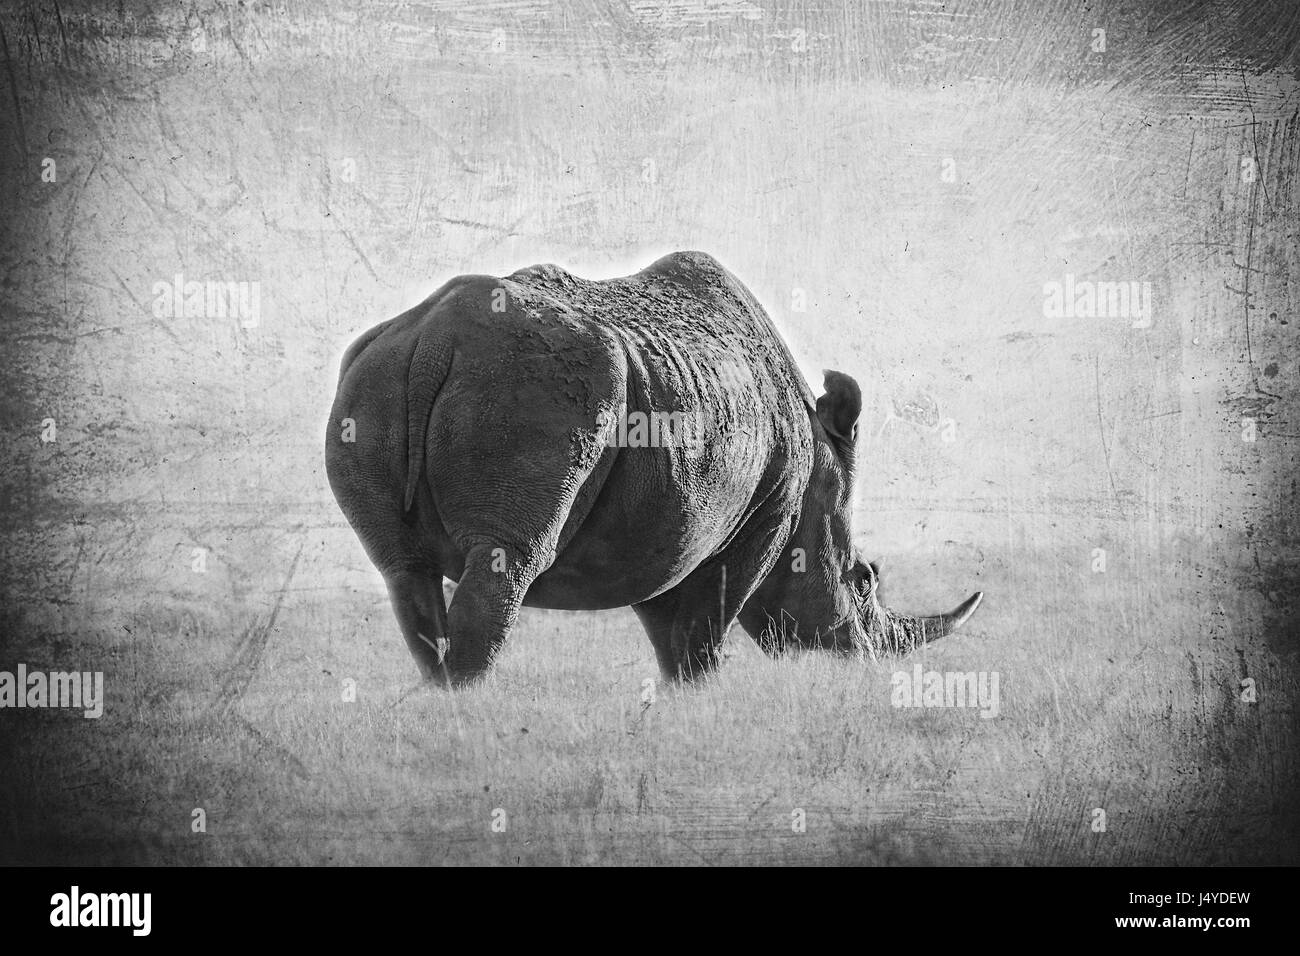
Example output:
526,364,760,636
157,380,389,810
739,370,983,658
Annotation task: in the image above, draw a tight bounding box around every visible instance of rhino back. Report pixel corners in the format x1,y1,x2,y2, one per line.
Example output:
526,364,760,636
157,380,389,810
505,251,814,420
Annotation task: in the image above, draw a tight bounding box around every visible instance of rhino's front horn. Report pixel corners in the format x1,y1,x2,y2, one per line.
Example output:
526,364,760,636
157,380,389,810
878,591,984,653
925,591,983,637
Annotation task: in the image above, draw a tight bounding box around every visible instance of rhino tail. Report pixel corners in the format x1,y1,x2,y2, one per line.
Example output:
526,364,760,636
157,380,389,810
404,328,454,514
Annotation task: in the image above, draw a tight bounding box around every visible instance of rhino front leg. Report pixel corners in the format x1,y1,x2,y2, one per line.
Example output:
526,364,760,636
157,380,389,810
629,535,780,686
631,591,693,683
633,561,753,683
633,513,789,683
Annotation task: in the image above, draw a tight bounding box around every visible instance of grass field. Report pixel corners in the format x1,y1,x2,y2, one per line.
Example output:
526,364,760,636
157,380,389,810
3,535,1294,865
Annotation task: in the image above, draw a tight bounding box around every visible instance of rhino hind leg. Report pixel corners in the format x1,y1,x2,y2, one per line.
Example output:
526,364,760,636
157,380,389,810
384,568,450,681
437,543,538,686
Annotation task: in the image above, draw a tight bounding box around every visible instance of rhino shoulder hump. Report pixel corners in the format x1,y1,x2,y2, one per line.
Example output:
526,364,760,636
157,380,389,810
644,250,726,280
506,262,572,283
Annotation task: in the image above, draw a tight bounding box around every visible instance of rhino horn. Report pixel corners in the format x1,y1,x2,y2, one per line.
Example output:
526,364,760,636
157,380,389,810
876,591,984,653
923,591,983,637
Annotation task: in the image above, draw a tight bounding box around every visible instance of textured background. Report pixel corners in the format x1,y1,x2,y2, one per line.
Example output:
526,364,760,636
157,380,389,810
0,0,1297,864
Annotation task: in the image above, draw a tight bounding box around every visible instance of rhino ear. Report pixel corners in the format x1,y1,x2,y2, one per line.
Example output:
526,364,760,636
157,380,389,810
816,370,862,449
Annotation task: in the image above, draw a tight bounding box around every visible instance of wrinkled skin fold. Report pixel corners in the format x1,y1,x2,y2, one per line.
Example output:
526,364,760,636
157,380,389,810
326,251,982,686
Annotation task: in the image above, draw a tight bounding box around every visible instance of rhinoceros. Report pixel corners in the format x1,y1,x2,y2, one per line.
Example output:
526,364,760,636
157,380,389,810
326,251,982,687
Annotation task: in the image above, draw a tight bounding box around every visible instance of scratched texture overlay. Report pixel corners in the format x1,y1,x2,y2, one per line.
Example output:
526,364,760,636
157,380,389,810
0,0,1296,866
